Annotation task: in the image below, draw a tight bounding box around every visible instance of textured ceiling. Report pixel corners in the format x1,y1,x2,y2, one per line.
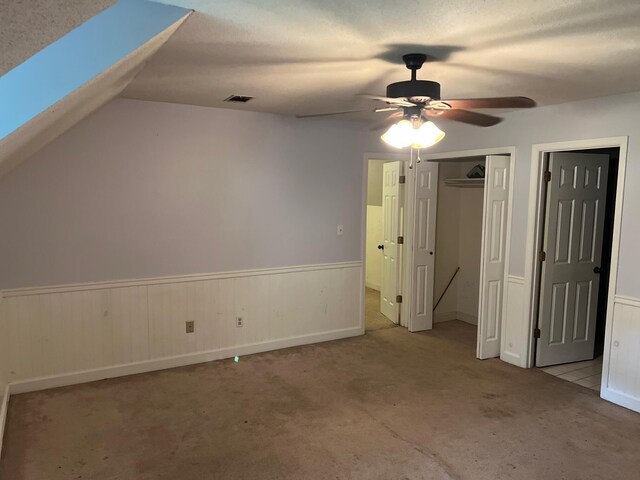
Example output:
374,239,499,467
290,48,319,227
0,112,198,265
0,0,116,76
120,0,640,120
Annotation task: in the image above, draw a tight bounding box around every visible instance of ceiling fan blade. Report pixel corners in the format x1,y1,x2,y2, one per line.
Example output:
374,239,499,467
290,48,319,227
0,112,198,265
296,110,370,118
427,109,502,127
359,94,416,107
375,106,401,113
370,111,404,131
438,96,536,109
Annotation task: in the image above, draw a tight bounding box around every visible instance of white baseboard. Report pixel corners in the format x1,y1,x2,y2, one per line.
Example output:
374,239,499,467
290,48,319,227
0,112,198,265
365,281,380,291
601,387,640,414
434,311,478,325
7,326,361,395
457,312,478,326
0,384,9,459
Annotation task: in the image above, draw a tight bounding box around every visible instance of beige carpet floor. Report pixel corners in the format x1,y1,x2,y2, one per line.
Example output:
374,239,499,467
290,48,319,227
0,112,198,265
365,287,398,331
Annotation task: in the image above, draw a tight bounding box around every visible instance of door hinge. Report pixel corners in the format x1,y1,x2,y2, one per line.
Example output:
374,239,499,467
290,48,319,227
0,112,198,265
397,236,404,244
534,327,541,339
538,251,546,262
396,295,403,304
544,171,551,182
399,175,406,184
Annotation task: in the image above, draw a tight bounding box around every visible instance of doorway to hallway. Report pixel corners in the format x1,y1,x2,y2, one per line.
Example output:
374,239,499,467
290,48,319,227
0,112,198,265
364,155,407,328
364,287,399,332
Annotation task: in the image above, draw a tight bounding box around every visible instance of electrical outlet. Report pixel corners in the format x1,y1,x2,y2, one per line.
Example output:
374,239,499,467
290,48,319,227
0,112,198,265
236,316,244,328
186,321,195,333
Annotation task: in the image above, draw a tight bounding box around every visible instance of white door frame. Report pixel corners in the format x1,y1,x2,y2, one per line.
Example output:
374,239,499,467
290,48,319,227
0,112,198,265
477,155,513,359
361,152,412,332
419,147,516,359
522,137,629,372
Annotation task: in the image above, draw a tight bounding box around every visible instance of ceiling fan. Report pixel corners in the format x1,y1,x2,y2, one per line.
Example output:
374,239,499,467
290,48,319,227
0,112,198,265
297,53,535,147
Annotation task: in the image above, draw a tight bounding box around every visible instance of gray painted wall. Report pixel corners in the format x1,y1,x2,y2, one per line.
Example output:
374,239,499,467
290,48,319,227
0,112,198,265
4,90,640,299
419,91,640,298
0,99,369,289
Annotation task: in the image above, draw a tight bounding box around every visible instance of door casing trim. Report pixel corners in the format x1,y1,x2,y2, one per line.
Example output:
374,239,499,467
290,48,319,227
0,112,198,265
362,152,411,330
523,137,629,371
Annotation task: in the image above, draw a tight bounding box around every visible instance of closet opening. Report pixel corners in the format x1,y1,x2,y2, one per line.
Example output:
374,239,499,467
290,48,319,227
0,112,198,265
407,152,513,358
432,157,486,350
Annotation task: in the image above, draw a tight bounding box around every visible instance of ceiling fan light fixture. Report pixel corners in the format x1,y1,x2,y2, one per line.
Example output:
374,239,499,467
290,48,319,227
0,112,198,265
381,119,445,149
380,119,415,149
412,120,445,149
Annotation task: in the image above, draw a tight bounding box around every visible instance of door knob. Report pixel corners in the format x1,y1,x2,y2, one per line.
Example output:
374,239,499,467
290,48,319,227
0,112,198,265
594,266,601,274
378,244,384,250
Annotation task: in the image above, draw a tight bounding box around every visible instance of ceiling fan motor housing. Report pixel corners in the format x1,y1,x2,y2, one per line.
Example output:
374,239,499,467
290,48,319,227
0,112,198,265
386,80,441,102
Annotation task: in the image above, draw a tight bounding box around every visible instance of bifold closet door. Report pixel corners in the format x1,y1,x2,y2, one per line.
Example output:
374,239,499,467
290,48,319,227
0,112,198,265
477,155,510,359
409,160,438,332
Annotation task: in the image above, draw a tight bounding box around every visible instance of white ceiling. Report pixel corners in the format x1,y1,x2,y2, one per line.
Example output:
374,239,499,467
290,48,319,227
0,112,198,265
3,0,640,121
119,0,640,119
0,0,115,76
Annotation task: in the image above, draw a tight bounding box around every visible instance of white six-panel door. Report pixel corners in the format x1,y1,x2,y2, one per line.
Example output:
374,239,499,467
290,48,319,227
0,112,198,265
409,160,438,332
477,155,511,359
536,152,609,366
380,161,403,323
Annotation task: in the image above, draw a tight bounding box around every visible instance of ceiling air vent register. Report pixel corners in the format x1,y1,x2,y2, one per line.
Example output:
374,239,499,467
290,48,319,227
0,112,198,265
224,95,254,103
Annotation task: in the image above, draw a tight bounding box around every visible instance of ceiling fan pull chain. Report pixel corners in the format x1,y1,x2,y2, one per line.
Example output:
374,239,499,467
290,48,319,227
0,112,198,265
409,147,414,170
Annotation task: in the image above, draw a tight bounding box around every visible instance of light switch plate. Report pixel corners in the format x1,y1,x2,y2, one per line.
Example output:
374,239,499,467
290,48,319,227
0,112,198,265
186,321,195,333
337,224,344,235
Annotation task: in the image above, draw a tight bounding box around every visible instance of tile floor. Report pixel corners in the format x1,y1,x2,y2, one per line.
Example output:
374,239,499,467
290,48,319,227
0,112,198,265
541,356,603,391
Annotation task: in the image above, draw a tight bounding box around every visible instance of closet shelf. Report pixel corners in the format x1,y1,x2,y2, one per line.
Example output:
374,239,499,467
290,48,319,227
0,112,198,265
444,178,485,188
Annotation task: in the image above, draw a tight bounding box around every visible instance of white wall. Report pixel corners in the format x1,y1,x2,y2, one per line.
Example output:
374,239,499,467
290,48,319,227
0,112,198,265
367,159,385,206
0,98,370,290
433,163,461,318
365,205,383,290
365,160,385,290
456,177,484,322
0,313,7,453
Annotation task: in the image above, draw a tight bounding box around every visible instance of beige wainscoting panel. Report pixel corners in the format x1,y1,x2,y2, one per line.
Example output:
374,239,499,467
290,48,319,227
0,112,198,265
602,296,640,413
0,262,362,392
500,275,526,367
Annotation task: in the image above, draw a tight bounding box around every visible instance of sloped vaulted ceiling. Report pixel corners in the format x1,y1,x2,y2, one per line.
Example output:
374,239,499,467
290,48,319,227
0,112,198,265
0,0,116,77
123,0,640,119
0,1,192,177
